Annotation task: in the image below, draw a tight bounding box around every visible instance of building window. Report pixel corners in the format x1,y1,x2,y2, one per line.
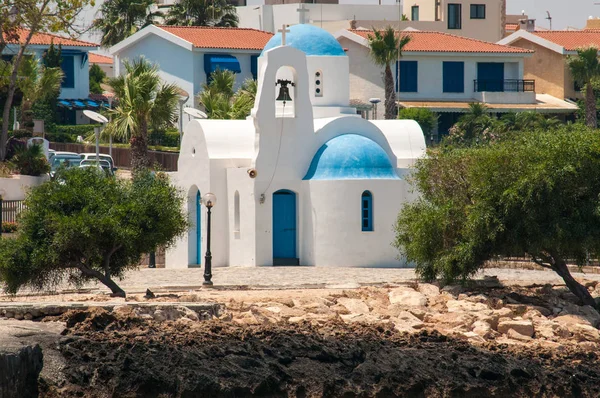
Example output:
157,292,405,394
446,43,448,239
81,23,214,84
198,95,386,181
361,191,373,232
315,70,323,97
470,4,485,19
396,61,418,93
234,190,240,239
61,55,75,88
448,4,462,29
411,6,419,21
443,61,465,93
574,80,582,92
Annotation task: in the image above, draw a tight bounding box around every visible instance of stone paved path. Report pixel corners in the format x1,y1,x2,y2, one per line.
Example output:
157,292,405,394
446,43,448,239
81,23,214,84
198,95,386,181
27,266,600,295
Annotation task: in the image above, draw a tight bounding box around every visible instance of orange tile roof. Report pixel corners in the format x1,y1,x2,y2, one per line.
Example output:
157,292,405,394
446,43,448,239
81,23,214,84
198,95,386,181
4,28,98,47
532,31,600,51
89,52,113,64
505,23,519,31
157,26,273,50
349,30,532,54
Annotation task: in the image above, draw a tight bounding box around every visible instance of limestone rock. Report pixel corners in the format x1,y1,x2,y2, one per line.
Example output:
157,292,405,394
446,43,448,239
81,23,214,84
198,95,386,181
425,312,476,331
498,320,534,337
446,300,489,313
336,298,370,314
393,311,425,332
417,283,440,297
471,320,493,338
493,307,514,318
507,328,533,342
388,288,427,307
232,311,261,325
553,314,593,327
570,324,600,342
340,313,381,324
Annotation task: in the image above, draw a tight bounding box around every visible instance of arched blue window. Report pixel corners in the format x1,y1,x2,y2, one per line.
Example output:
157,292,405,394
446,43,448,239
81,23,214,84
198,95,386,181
362,191,373,231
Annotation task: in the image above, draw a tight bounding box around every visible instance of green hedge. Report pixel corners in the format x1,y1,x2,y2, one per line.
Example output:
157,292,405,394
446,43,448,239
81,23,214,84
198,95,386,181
9,130,33,139
48,124,100,136
45,131,76,143
149,129,180,147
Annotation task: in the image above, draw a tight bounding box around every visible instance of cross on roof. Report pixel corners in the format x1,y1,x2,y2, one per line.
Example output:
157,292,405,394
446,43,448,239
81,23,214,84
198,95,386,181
278,24,291,45
296,4,309,24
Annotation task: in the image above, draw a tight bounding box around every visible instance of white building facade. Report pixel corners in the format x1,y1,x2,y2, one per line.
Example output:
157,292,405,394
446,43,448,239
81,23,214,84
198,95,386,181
166,24,425,268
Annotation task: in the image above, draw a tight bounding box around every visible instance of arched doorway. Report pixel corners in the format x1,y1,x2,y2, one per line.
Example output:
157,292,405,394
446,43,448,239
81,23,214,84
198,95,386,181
272,189,298,265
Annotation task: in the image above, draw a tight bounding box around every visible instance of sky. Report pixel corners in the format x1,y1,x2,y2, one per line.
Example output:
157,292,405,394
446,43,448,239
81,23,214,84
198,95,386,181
507,0,599,30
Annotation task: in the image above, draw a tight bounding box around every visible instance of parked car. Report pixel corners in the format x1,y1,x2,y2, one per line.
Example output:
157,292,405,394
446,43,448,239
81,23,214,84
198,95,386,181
79,159,115,177
49,152,83,178
79,153,117,173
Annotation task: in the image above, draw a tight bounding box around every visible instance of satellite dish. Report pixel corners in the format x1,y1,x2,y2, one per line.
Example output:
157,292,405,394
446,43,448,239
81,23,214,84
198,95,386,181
83,110,109,124
183,107,208,119
177,87,190,99
100,83,113,94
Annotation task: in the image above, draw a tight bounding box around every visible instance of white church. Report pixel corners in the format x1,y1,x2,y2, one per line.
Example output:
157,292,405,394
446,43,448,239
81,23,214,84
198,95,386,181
165,24,426,268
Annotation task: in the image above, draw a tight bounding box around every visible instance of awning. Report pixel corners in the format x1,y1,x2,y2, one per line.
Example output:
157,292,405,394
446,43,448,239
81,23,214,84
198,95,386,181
204,54,241,76
397,94,578,114
57,98,104,110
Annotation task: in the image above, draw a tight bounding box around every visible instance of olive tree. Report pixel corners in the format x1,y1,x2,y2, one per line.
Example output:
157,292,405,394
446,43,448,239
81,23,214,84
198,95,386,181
394,125,600,309
0,168,188,297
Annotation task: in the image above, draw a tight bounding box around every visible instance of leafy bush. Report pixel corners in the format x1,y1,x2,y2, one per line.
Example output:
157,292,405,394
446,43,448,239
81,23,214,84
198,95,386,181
149,129,180,147
0,162,13,178
10,144,50,176
45,131,76,143
9,129,33,139
0,168,188,297
48,124,100,136
398,108,438,136
394,125,600,308
1,222,18,233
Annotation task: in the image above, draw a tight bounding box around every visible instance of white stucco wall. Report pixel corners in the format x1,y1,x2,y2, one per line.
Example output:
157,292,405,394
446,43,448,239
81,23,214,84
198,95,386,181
0,176,48,201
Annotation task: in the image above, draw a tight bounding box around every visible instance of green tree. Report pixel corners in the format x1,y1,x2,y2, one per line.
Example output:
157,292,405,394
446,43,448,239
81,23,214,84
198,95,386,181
398,107,438,138
165,0,238,27
93,0,162,47
17,56,63,131
446,103,498,145
197,69,256,119
0,168,188,297
567,46,600,128
366,27,411,120
105,57,179,172
394,125,600,309
499,111,560,132
89,63,107,95
42,40,62,68
10,143,50,175
1,0,95,161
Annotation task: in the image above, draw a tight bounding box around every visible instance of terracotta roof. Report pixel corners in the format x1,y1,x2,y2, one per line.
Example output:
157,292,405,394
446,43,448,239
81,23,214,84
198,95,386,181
532,31,600,51
505,23,519,31
348,30,532,54
4,28,98,47
89,52,113,64
157,26,273,50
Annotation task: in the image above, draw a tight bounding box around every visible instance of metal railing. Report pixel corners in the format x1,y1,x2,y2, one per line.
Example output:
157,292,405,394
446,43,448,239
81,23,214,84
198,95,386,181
1,200,25,223
473,79,535,93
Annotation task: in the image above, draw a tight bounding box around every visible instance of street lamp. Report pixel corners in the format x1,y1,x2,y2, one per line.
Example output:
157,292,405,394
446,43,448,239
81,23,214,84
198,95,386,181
0,188,5,238
100,83,115,157
369,98,381,120
201,192,216,286
83,110,109,163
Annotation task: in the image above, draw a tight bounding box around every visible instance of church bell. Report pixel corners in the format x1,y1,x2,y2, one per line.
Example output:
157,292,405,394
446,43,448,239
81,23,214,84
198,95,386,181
276,79,294,102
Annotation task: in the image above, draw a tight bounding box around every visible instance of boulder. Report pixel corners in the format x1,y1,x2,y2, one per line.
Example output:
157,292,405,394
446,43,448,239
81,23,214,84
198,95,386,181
497,320,534,337
570,324,600,342
336,298,370,314
425,312,476,331
507,328,533,342
553,314,593,327
393,311,425,332
417,283,440,297
388,288,427,307
471,320,493,338
446,300,489,313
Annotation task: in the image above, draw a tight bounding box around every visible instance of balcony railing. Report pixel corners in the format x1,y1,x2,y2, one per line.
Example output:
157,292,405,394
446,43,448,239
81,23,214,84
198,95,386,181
473,79,535,93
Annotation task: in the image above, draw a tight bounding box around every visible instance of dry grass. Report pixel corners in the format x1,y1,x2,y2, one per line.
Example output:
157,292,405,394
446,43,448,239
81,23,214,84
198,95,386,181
0,162,13,178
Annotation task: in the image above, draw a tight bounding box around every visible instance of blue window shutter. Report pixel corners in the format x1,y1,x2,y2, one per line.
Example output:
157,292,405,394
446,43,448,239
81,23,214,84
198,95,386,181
251,55,258,80
361,191,373,232
399,61,418,93
61,56,74,88
443,61,464,93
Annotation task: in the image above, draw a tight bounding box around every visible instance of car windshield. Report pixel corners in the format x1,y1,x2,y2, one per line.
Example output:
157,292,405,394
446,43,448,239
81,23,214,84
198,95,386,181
82,155,114,168
51,156,82,171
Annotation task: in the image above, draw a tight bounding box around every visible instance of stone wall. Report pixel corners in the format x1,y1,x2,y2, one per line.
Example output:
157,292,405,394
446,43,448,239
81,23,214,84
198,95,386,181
0,344,43,398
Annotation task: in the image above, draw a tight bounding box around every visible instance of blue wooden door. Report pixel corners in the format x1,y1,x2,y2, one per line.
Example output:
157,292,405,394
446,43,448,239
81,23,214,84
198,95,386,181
477,63,504,92
273,190,297,261
196,190,201,265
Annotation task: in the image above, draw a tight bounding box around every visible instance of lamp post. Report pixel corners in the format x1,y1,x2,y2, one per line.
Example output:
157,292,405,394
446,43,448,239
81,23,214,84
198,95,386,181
201,192,216,286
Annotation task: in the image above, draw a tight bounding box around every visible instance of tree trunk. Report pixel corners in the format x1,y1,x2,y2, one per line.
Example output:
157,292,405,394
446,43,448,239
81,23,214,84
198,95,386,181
78,265,126,298
551,255,597,309
384,64,396,120
130,119,150,174
585,83,597,129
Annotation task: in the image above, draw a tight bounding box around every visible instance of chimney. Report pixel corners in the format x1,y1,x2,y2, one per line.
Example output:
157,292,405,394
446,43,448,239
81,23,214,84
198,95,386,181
585,18,600,30
519,18,535,32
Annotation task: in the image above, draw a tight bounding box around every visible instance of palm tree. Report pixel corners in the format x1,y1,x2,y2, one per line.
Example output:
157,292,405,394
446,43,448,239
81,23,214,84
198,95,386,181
366,26,411,119
17,56,62,131
93,0,163,47
165,0,238,27
105,58,179,172
567,46,600,128
197,69,256,119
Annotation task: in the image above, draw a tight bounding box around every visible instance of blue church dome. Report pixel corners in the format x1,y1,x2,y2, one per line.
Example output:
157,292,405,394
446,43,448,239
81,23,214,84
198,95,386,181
262,24,346,56
303,134,399,180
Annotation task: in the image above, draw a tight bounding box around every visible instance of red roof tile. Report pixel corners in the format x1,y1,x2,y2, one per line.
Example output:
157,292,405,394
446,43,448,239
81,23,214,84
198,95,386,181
532,31,600,51
349,30,532,54
157,26,273,50
505,23,519,31
4,28,98,47
89,52,113,64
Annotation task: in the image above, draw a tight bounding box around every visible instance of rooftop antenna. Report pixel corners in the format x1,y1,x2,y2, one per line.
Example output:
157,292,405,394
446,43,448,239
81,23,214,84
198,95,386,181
546,11,552,30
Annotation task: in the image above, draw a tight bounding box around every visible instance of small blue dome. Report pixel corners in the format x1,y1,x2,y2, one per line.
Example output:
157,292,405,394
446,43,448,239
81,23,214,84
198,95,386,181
303,134,399,180
262,24,346,56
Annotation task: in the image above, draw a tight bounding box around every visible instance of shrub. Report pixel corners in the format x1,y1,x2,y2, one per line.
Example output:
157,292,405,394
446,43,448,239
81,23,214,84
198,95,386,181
398,107,438,136
0,162,13,178
47,124,101,137
0,168,188,297
9,130,33,139
149,129,180,147
10,144,50,176
1,222,18,234
45,131,76,143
